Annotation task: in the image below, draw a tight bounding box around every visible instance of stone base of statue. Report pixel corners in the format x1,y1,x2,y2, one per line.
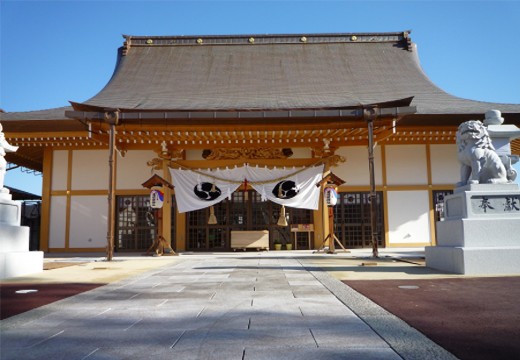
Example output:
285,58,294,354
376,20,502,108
426,184,520,275
0,192,43,279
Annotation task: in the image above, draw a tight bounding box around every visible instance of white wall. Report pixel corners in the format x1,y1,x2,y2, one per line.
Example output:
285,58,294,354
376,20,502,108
385,145,428,185
71,150,108,190
69,196,107,248
49,196,67,248
387,190,431,244
52,149,158,191
117,150,156,189
430,144,459,185
51,150,68,191
334,146,383,186
50,149,156,250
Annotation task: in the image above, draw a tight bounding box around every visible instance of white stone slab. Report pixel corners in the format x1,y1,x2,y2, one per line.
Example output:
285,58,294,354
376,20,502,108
425,246,520,275
0,224,30,252
0,251,44,279
436,218,520,247
445,187,520,220
0,199,21,226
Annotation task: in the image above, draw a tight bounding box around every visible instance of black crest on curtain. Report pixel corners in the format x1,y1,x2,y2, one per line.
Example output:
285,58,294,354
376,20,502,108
194,182,221,201
272,180,299,199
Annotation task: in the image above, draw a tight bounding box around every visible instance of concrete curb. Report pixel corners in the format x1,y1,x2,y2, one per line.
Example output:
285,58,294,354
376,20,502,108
299,258,459,360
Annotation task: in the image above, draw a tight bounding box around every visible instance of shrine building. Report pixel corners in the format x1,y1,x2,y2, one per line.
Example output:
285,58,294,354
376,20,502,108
2,31,520,253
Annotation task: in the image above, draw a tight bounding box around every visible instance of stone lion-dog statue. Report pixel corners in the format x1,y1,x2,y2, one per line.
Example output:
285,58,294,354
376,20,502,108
456,120,509,186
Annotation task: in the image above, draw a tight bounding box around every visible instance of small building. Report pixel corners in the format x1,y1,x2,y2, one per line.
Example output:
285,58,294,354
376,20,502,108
2,31,520,253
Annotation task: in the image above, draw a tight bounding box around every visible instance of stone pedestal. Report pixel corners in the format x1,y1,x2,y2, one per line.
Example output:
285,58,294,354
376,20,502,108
0,193,43,279
426,184,520,275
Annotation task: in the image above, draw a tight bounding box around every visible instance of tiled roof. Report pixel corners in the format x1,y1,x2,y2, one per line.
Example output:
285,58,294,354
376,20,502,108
2,31,519,123
0,107,71,121
76,31,519,115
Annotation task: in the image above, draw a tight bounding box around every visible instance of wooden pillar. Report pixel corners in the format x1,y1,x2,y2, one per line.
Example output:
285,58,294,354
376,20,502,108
176,212,186,251
105,111,119,261
64,150,73,250
39,147,53,252
365,108,379,258
322,161,331,250
162,160,172,245
155,208,163,240
327,206,335,253
312,204,324,250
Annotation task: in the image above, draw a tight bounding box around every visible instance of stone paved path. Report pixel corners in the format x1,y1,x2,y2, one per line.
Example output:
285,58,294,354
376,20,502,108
0,254,454,360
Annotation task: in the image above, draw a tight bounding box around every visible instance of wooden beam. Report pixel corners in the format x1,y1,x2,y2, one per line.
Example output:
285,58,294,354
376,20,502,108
5,131,89,139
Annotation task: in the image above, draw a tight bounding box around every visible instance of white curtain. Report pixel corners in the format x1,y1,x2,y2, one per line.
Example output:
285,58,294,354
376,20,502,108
170,166,247,213
170,164,324,213
246,165,324,210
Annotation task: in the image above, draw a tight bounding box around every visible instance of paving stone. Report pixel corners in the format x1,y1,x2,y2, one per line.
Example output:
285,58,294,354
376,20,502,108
252,290,294,298
0,253,456,360
1,342,104,360
310,326,389,348
287,280,322,286
170,345,246,360
244,346,402,360
292,289,333,298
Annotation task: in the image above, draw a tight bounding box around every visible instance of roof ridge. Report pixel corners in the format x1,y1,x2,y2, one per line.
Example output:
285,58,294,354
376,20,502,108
123,30,410,39
121,31,412,52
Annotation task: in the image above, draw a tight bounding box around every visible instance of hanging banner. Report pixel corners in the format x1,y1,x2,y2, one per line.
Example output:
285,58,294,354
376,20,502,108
170,164,324,213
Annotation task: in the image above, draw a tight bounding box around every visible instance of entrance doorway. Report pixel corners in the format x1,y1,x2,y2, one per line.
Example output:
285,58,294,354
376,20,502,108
186,190,313,251
334,192,385,248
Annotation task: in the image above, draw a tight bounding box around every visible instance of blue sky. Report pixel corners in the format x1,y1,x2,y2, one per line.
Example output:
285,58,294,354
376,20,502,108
1,0,520,194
